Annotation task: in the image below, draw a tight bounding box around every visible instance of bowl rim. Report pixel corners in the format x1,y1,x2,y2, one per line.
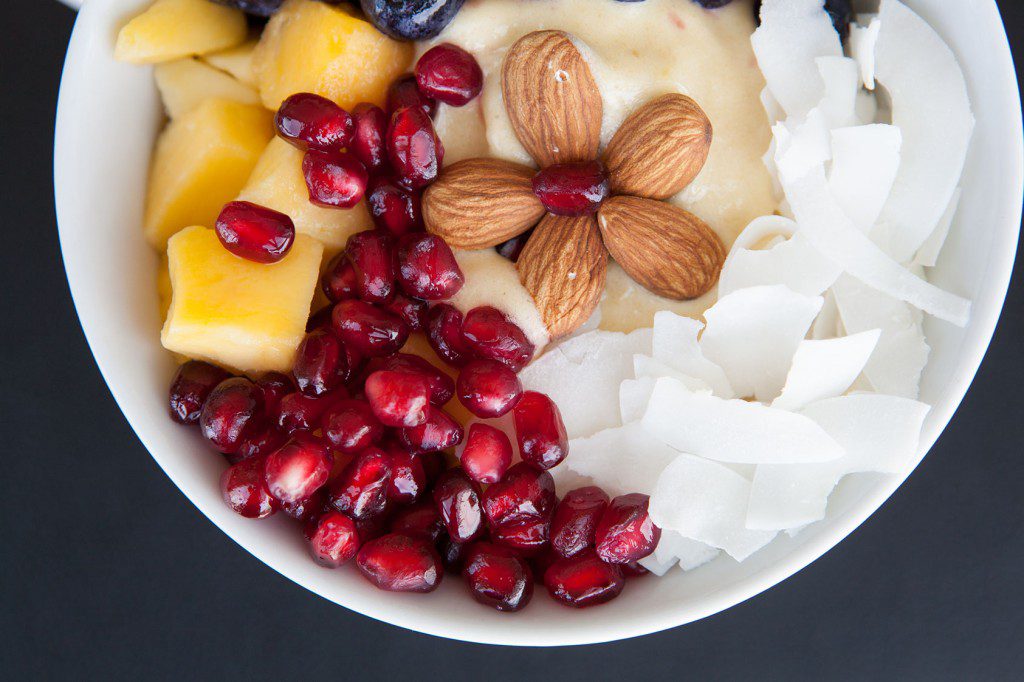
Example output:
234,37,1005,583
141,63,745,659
53,0,1023,646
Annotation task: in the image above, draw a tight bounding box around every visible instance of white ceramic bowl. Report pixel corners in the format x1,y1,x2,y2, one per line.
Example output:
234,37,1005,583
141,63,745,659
54,0,1022,646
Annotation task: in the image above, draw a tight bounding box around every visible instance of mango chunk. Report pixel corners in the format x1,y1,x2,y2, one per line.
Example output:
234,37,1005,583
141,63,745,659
238,137,372,250
115,0,248,64
154,58,261,118
145,98,273,248
162,226,324,373
203,38,260,87
252,0,412,110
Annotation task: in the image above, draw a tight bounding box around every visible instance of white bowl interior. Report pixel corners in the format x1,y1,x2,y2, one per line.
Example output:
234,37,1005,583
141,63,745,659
55,0,1021,646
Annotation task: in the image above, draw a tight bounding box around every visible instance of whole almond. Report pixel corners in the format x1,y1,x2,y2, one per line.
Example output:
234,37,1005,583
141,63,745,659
597,196,724,299
502,31,603,167
603,94,712,200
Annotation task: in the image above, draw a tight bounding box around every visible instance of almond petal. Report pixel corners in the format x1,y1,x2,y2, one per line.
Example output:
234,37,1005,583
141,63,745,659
598,196,725,300
603,94,713,200
502,30,603,167
517,213,607,339
423,158,546,249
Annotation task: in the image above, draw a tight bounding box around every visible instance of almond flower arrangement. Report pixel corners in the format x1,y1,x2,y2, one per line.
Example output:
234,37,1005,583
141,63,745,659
423,30,726,338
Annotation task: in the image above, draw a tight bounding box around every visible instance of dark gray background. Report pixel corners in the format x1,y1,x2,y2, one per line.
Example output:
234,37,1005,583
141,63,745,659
2,2,1022,679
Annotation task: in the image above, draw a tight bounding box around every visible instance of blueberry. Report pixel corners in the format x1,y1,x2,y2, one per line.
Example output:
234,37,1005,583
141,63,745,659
824,0,853,41
210,0,284,17
692,0,734,7
360,0,466,41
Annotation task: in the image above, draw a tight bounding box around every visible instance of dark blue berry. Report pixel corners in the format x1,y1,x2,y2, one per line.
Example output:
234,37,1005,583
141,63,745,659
359,0,465,41
825,0,852,41
692,0,734,7
210,0,284,16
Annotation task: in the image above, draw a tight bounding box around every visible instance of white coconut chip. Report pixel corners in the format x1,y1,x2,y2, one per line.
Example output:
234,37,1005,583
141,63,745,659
651,312,733,398
772,330,881,412
828,125,902,232
854,89,879,126
639,530,721,576
811,289,842,340
913,187,961,268
633,355,712,395
815,56,860,129
700,286,823,401
564,422,680,498
774,108,832,184
849,16,881,90
619,377,656,424
642,377,843,465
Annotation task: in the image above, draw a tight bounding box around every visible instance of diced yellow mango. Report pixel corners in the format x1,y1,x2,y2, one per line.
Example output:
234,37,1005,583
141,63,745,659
157,254,172,319
162,226,324,373
145,98,273,248
203,38,260,87
252,0,413,110
154,58,261,118
115,0,248,64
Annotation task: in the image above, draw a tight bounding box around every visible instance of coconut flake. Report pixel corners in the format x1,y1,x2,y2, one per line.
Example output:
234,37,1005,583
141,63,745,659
811,289,842,340
913,187,961,268
719,219,841,298
815,56,860,129
828,125,902,232
619,377,656,424
849,16,881,90
565,422,680,497
651,312,734,397
633,355,712,394
774,108,832,183
640,530,721,575
772,330,881,412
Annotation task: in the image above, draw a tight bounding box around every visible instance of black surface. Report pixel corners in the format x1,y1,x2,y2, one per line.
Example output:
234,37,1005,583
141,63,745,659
2,2,1022,679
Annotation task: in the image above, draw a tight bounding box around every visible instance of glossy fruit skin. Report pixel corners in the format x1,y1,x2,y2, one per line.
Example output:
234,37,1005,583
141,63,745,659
364,370,432,427
309,511,361,568
438,535,469,574
419,451,447,486
513,391,569,470
221,456,277,519
211,0,284,18
345,230,397,304
464,542,533,612
168,361,230,424
293,330,347,396
366,176,423,236
594,493,661,564
457,359,523,419
386,74,436,118
200,378,264,454
351,103,389,172
329,446,393,520
356,533,443,593
370,353,454,405
494,229,532,263
550,486,610,558
307,304,335,334
387,106,444,190
460,306,535,372
321,253,359,302
322,399,384,453
274,390,341,434
232,424,288,465
426,303,471,367
275,92,354,152
389,502,444,542
257,372,295,415
263,434,333,505
302,150,369,209
360,0,466,41
482,462,557,534
415,43,483,107
331,300,410,357
459,423,513,485
432,468,484,543
280,488,327,523
492,517,550,556
215,201,296,264
398,406,464,454
397,233,464,300
382,293,429,332
543,551,625,608
531,161,611,217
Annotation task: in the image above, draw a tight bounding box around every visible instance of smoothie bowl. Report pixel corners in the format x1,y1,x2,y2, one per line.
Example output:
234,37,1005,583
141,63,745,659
54,0,1021,644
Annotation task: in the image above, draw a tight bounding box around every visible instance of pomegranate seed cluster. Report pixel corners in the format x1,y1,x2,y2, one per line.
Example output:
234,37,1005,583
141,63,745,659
168,46,661,612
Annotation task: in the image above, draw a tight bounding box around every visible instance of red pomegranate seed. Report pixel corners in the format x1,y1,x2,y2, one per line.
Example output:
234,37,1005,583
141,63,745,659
622,561,649,577
385,446,427,504
308,511,360,568
346,230,397,304
221,456,277,519
513,391,569,471
275,92,354,152
321,399,383,453
532,161,611,217
492,517,550,556
464,542,533,612
168,361,229,424
544,551,625,608
550,486,610,558
461,306,535,372
263,433,333,504
200,378,264,454
419,451,447,486
257,372,294,415
351,102,388,171
274,390,343,434
438,535,468,574
366,176,423,236
459,423,513,484
321,253,359,302
303,150,369,209
382,293,429,332
215,201,295,264
482,462,556,531
354,513,392,544
329,446,393,519
370,353,454,405
364,370,432,427
293,330,347,396
331,299,409,357
386,74,436,118
426,303,471,367
390,501,443,542
307,304,334,333
231,424,287,464
414,43,483,107
280,487,327,522
398,406,463,454
397,233,464,300
594,493,661,564
432,468,484,543
457,359,523,419
387,106,444,190
530,549,559,584
356,533,442,593
494,229,533,263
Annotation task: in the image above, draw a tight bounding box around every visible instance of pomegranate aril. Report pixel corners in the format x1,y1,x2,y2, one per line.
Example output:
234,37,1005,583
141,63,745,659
200,377,264,454
382,293,429,332
622,560,649,578
281,488,328,523
397,233,464,300
414,43,483,107
550,486,610,559
354,513,392,544
364,370,432,427
221,456,277,519
321,399,383,453
544,551,625,608
309,511,360,568
457,359,523,419
385,446,427,505
366,176,423,236
419,451,447,486
482,462,557,530
215,200,296,264
426,303,471,367
232,424,287,464
459,423,513,484
275,390,343,434
513,391,569,471
321,253,359,302
257,372,295,415
432,468,484,544
331,299,409,357
438,535,469,574
293,330,347,396
329,446,393,520
357,533,442,593
387,106,444,190
464,542,533,612
303,150,369,209
370,353,454,405
594,493,661,564
530,549,559,584
461,306,535,372
390,501,443,542
346,230,396,304
399,406,463,454
275,92,354,152
168,361,230,424
492,517,550,556
494,229,533,263
386,73,436,118
531,160,611,217
263,433,332,505
351,102,388,171
307,304,334,333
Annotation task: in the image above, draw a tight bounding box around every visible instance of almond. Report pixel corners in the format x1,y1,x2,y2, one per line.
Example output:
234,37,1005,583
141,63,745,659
597,196,725,299
603,94,712,200
517,213,607,339
502,31,603,168
423,158,546,250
